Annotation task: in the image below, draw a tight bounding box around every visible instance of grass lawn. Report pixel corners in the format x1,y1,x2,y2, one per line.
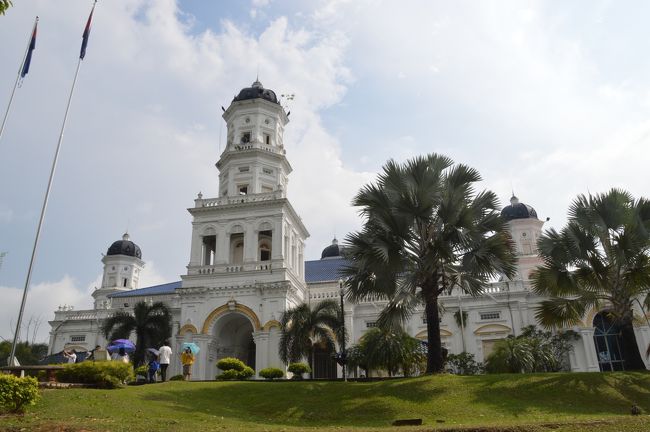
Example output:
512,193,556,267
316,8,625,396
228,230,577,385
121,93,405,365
1,372,650,431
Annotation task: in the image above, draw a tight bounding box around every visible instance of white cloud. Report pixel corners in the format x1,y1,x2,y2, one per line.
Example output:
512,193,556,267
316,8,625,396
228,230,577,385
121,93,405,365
0,276,93,343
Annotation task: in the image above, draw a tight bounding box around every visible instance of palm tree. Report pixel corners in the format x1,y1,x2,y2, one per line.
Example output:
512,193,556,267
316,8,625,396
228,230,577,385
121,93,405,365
343,154,517,373
532,189,650,370
102,301,172,366
279,299,344,375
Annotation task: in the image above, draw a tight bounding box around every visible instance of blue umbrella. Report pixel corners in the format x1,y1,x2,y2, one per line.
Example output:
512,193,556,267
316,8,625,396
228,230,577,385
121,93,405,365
182,342,200,354
147,348,160,356
107,339,136,353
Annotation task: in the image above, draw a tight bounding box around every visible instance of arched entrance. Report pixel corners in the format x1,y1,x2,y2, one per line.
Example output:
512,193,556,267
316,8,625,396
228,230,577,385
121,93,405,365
213,313,255,367
312,342,337,379
593,312,625,371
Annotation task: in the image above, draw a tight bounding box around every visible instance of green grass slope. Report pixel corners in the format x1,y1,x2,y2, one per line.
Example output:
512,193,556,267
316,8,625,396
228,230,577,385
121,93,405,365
2,372,650,431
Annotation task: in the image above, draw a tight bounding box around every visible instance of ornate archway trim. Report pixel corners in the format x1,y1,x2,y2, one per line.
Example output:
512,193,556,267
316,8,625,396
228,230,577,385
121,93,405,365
178,323,199,335
414,329,452,340
262,319,281,331
201,302,262,334
473,324,511,335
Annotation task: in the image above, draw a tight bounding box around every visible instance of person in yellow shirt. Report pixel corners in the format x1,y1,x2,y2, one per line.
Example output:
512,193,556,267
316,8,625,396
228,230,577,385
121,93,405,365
181,347,195,381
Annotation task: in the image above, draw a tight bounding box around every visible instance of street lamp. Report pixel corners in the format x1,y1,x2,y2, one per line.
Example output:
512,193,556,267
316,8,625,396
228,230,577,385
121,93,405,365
338,278,347,382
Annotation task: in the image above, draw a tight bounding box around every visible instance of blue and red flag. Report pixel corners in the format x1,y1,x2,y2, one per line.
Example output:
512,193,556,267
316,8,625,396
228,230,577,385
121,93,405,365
79,3,96,60
20,18,38,78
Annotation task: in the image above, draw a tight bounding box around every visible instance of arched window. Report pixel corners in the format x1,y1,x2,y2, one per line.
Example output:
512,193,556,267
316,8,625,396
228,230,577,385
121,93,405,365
258,229,272,261
593,312,625,371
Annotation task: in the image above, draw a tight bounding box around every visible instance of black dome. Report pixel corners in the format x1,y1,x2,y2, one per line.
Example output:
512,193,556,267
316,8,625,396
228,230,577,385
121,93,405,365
501,196,538,222
233,80,279,104
321,238,344,259
107,233,142,259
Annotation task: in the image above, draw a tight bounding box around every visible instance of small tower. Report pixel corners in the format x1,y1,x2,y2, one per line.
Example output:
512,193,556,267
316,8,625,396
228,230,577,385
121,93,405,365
217,79,291,197
92,233,145,309
500,195,545,281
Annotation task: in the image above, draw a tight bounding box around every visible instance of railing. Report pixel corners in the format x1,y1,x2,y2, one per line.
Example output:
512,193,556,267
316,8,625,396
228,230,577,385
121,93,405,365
53,310,100,321
190,260,276,275
197,190,284,208
229,140,285,155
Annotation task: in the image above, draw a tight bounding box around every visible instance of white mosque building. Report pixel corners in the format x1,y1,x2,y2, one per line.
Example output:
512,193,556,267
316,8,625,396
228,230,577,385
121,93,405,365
48,80,650,379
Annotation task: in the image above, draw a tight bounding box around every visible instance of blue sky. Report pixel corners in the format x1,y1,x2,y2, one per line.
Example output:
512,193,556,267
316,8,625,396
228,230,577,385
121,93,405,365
1,0,650,342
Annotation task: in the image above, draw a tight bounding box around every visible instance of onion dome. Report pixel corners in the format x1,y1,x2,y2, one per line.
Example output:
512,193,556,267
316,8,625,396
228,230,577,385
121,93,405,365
501,195,538,222
233,79,279,104
321,238,344,259
106,233,142,259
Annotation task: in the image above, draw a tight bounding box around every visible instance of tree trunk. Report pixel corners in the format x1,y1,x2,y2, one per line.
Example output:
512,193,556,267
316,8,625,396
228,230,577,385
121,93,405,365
620,319,647,370
424,289,444,373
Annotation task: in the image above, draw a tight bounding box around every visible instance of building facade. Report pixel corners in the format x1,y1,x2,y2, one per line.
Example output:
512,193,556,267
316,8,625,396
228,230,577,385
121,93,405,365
48,81,650,378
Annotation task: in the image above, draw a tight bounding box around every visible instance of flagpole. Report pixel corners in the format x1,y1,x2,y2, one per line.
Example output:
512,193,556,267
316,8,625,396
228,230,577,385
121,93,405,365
0,16,38,145
8,57,84,367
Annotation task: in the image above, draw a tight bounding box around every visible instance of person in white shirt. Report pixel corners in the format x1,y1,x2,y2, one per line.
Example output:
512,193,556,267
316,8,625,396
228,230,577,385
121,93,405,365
158,341,172,381
63,350,77,364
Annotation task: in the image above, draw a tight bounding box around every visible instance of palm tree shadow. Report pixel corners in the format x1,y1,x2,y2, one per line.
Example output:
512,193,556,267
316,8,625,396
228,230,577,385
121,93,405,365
471,372,650,417
140,381,413,428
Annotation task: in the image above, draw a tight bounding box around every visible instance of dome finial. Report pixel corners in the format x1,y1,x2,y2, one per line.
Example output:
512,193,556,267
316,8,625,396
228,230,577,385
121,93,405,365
122,232,130,241
510,195,519,205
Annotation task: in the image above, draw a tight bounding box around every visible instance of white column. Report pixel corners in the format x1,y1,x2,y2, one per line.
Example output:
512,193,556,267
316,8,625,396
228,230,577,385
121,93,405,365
253,331,270,379
578,328,600,372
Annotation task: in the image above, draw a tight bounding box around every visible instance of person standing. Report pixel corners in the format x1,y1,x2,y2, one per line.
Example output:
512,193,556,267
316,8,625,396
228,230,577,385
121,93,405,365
111,347,129,363
63,349,77,364
181,347,195,381
158,341,172,381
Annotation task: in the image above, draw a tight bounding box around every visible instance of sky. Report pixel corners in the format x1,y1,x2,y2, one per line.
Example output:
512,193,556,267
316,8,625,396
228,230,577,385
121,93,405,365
1,0,650,342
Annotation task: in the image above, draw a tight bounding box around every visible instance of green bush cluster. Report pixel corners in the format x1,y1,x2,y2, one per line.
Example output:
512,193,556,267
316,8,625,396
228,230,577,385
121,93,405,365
217,357,245,372
0,374,40,413
287,362,311,379
446,352,483,375
259,367,284,380
134,365,148,377
56,361,134,388
216,357,255,380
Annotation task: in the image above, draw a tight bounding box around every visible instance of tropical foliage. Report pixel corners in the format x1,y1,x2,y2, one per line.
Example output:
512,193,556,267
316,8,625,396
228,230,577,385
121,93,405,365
0,341,48,365
343,153,517,373
287,362,311,378
56,362,134,388
102,301,172,366
0,0,12,15
346,326,425,377
532,189,650,370
484,326,578,373
279,299,345,374
216,357,254,380
446,352,483,375
259,367,285,380
0,375,39,413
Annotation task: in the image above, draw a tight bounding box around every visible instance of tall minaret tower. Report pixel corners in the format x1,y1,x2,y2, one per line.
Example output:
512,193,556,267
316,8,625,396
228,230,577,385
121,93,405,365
500,195,545,281
181,80,309,377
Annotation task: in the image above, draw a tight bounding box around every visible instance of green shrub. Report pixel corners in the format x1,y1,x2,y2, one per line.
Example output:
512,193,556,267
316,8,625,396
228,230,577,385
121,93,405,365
239,366,255,380
287,362,311,378
216,357,245,372
56,361,134,388
0,375,40,413
259,367,284,380
217,369,240,380
446,352,483,375
169,374,184,381
134,365,148,377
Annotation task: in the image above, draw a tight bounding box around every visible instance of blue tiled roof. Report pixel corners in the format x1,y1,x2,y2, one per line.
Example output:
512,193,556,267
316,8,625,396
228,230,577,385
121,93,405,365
109,281,181,298
305,257,349,283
